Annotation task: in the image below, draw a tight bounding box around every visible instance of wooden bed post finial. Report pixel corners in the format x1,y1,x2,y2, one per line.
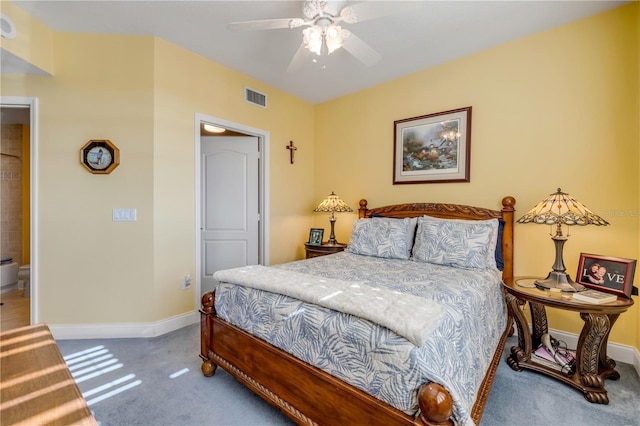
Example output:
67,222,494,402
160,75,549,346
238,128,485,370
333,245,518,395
501,196,516,212
417,382,453,426
358,199,369,219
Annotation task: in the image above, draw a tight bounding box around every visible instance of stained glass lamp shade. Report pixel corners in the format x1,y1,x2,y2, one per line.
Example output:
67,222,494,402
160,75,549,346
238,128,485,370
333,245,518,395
313,192,353,245
517,188,609,292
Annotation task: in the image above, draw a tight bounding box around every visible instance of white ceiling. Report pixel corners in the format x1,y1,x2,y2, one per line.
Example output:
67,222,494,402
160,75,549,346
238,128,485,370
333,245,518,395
7,0,629,104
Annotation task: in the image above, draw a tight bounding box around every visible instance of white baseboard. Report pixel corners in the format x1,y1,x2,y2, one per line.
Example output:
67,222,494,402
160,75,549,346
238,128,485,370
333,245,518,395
515,326,640,378
49,310,199,340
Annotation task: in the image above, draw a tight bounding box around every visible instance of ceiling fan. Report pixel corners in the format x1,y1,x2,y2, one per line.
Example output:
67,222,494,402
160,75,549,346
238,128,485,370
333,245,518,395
227,0,386,72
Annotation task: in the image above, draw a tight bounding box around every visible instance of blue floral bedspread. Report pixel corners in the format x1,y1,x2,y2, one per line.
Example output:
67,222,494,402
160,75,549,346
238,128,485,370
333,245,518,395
214,252,507,426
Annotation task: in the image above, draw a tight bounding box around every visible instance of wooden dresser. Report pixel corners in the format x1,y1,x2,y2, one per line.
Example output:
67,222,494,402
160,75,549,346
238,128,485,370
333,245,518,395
0,324,98,425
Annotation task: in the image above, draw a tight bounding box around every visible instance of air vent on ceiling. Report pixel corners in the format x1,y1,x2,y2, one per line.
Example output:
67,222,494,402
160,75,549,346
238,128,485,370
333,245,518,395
245,87,267,108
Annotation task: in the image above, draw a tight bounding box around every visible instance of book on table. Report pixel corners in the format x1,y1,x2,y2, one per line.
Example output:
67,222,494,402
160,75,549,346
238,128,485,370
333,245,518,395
572,289,617,304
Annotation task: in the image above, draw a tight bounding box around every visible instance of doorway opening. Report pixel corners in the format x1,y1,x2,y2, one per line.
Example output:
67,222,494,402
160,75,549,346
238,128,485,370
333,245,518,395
0,96,38,330
194,114,269,306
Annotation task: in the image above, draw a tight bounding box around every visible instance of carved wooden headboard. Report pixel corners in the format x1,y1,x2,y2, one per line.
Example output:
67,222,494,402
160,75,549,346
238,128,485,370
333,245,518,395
357,196,516,283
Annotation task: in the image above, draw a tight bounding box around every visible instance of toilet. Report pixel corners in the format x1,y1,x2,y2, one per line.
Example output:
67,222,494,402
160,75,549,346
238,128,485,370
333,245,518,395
18,264,31,298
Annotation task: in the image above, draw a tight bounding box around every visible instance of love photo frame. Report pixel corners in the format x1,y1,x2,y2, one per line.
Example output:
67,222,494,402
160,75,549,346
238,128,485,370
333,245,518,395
576,253,637,298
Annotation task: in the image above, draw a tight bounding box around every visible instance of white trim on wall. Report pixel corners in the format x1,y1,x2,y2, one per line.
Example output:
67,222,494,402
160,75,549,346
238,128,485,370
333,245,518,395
49,311,199,340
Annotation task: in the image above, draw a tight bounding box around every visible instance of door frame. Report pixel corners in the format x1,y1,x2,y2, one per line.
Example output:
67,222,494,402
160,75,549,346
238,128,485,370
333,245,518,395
1,96,38,325
194,113,269,305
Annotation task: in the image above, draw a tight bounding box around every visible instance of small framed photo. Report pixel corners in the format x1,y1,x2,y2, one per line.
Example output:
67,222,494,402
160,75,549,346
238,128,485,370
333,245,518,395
308,228,324,246
576,253,637,298
80,139,120,174
393,107,471,184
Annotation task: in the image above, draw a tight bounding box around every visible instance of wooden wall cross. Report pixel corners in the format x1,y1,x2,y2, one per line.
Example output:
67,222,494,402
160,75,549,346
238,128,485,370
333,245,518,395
286,141,297,164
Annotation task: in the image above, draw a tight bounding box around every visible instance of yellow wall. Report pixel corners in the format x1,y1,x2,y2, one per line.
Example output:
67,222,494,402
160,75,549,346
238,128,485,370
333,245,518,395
1,2,638,351
315,4,639,348
150,39,315,319
1,21,315,323
6,33,159,323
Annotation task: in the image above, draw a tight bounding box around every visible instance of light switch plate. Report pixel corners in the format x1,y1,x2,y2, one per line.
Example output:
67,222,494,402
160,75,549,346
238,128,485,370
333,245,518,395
112,208,137,222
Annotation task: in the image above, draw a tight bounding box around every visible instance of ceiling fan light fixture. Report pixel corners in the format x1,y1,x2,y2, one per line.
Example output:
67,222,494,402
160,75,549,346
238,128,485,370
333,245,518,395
303,26,323,55
325,25,345,54
227,0,381,69
303,23,347,56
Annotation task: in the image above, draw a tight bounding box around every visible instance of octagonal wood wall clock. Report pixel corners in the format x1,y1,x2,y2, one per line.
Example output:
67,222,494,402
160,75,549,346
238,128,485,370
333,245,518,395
80,139,120,174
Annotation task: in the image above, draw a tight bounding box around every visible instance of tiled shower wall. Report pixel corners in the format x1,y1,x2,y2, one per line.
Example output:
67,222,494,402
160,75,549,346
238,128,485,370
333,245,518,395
1,124,23,266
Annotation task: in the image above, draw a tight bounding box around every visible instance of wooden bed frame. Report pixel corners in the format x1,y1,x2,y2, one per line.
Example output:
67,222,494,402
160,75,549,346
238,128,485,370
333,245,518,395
200,196,516,426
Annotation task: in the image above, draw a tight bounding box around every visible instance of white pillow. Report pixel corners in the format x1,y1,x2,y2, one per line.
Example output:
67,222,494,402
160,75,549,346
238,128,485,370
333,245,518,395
346,217,415,260
411,216,499,270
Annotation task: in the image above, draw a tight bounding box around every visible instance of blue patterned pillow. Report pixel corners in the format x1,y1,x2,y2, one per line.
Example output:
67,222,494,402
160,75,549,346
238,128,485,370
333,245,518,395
411,216,499,270
370,215,418,257
346,217,414,260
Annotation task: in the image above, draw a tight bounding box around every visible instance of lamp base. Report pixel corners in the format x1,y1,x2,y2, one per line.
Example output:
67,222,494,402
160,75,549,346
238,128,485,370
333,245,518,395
327,216,338,245
535,271,585,293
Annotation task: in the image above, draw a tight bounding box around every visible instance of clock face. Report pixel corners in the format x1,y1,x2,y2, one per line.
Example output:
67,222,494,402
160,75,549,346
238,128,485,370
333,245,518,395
86,146,113,170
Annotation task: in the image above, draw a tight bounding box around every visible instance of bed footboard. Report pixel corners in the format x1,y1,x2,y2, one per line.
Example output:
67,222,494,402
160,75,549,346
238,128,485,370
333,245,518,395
200,292,460,426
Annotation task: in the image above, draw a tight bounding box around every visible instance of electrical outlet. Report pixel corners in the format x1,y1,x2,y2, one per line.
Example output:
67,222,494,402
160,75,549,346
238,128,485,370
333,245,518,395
182,274,192,290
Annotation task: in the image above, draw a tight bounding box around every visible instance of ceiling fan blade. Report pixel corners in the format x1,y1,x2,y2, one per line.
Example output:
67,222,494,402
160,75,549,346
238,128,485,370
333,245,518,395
287,42,311,73
341,31,381,67
227,18,298,32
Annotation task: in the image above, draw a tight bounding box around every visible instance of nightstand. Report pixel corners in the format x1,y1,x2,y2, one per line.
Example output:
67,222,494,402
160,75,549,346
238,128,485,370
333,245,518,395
304,242,347,259
503,277,634,404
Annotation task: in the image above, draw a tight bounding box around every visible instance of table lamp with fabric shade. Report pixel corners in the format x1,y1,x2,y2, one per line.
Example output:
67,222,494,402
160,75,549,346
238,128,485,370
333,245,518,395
313,192,353,245
517,188,609,292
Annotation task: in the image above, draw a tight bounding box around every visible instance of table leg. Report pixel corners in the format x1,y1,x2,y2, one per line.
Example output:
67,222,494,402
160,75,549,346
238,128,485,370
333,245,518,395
529,301,548,349
576,312,620,404
505,293,530,371
599,314,621,376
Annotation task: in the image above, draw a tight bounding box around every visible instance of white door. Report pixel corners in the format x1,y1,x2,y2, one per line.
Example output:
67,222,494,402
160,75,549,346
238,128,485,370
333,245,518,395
201,136,259,294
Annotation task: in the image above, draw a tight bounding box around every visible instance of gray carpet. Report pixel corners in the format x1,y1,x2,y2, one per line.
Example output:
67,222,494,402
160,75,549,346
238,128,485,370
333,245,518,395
56,323,640,426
